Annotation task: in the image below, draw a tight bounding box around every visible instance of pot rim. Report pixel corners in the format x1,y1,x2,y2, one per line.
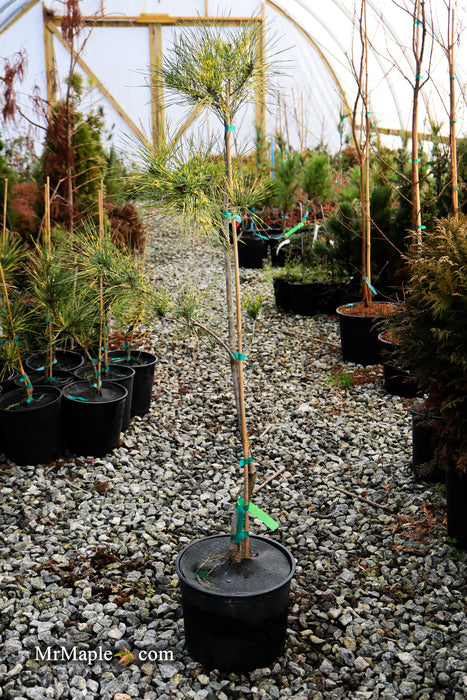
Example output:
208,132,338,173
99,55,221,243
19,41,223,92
0,385,61,413
176,533,296,599
62,379,128,403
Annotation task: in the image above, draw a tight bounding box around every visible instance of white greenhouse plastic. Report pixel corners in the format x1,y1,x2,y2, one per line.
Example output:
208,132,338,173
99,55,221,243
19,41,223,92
1,0,466,155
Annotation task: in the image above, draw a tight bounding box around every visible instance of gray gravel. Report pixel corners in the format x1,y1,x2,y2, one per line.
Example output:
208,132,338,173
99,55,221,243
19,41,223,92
1,213,467,700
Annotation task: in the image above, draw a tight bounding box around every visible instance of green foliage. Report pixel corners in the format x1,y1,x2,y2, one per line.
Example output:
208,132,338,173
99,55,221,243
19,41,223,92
328,370,355,390
273,149,302,227
156,19,267,122
389,216,467,470
301,152,333,209
242,291,264,320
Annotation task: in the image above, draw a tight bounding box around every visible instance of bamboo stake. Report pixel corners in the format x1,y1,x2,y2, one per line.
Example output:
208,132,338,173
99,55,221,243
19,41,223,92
44,177,54,379
363,0,372,306
412,0,423,243
97,182,105,394
448,5,458,219
224,85,252,559
2,179,7,246
0,262,32,400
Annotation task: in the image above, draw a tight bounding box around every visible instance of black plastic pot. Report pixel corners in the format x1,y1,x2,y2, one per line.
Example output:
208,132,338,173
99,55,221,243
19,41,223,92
13,369,74,390
0,366,18,393
0,386,61,465
378,332,418,398
273,278,292,312
446,469,467,549
26,349,84,373
176,534,295,672
108,350,157,416
74,364,135,431
409,402,445,482
337,302,396,366
288,281,339,316
237,233,268,269
62,380,127,457
268,227,287,267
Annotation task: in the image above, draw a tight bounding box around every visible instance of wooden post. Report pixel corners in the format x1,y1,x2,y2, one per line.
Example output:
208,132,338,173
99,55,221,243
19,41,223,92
43,6,57,118
149,23,165,146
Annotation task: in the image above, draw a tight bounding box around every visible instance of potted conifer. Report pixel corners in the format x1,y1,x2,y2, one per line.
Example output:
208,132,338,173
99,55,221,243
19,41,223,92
388,216,467,545
0,232,62,465
136,17,295,671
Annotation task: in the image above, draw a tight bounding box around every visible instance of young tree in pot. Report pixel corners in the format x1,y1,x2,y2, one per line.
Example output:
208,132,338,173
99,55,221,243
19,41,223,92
136,18,295,671
0,234,62,465
61,214,128,457
387,216,467,545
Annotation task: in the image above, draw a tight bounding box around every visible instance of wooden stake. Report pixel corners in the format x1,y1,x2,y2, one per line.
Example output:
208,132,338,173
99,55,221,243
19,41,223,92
2,178,7,246
448,5,458,219
97,182,105,394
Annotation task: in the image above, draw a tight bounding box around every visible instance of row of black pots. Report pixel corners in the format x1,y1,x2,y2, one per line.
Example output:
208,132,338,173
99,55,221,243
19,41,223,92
273,278,340,316
0,349,157,465
237,229,289,269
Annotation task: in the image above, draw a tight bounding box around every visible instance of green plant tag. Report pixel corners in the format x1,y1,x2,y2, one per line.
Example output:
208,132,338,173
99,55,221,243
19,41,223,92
238,497,279,532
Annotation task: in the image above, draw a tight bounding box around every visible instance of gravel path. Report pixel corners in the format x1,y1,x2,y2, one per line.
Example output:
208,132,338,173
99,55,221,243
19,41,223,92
1,214,466,700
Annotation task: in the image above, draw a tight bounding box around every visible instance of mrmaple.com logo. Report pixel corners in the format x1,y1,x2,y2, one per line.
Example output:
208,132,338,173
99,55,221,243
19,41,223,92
35,645,173,666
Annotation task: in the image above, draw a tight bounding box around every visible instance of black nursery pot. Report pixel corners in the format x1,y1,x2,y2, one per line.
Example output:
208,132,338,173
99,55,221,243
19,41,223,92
25,349,84,373
409,402,445,482
268,227,287,267
13,369,74,390
446,469,467,549
74,363,135,431
273,278,291,312
176,534,295,672
377,332,418,398
288,281,339,316
0,386,61,465
337,303,395,366
62,380,127,457
108,350,157,416
237,233,268,269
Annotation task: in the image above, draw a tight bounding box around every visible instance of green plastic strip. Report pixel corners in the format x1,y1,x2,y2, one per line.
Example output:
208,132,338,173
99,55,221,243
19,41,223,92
284,221,305,238
412,158,420,162
416,225,426,230
67,395,90,402
239,456,254,467
238,497,279,532
233,352,245,361
225,125,236,132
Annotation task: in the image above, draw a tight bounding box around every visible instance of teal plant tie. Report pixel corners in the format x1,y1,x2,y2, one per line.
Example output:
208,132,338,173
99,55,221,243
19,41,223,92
452,187,459,191
239,456,254,467
67,395,90,402
450,120,457,124
238,497,279,532
303,210,310,221
338,153,343,158
231,500,249,545
225,125,236,132
416,225,426,230
412,158,420,162
233,352,245,361
414,19,422,24
366,112,371,116
363,276,377,296
416,75,424,80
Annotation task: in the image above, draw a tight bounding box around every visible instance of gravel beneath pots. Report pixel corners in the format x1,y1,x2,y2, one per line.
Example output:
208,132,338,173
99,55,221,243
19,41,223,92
1,214,466,700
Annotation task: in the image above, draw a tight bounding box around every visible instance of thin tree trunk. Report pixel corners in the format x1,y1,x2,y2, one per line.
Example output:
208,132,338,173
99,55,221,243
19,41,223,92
412,0,424,243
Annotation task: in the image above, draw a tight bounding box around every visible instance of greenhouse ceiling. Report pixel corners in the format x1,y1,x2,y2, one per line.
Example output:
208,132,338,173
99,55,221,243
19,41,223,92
1,0,466,155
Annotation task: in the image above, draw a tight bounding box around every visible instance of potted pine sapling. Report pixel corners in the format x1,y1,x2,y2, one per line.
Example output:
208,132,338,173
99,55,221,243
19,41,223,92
137,17,295,671
0,235,62,465
106,244,158,418
61,213,128,457
22,234,83,387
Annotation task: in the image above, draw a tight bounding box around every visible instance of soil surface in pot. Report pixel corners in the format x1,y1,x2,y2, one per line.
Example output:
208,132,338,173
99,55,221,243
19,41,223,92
64,384,125,403
178,536,293,595
1,391,57,411
339,301,399,317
